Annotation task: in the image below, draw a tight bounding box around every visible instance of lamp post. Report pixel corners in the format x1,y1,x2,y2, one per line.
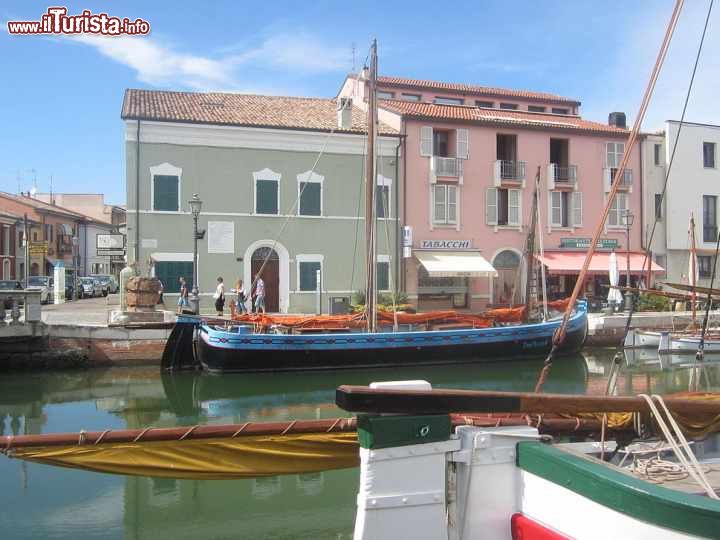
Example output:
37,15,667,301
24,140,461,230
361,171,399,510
623,209,635,311
188,194,202,314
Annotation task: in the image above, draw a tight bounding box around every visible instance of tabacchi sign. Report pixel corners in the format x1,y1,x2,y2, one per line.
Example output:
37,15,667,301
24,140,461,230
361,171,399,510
7,7,150,36
419,240,472,249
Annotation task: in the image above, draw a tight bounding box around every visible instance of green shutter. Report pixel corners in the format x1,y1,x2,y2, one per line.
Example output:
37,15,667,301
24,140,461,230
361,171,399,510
377,261,389,291
299,182,321,216
256,180,279,214
155,261,193,293
299,261,321,291
153,175,179,211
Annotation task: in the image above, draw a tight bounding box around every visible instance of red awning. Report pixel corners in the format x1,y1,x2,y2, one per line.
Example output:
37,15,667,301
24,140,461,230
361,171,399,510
536,251,665,275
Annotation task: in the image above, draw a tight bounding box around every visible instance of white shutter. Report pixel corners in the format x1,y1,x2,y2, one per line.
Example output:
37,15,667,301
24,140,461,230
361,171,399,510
447,186,458,223
486,188,498,225
420,126,433,157
456,128,469,159
508,189,520,226
572,192,583,227
608,195,618,226
433,185,446,223
550,191,562,227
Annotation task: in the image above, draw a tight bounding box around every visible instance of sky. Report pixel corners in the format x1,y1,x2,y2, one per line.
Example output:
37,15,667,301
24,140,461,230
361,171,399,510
0,0,718,205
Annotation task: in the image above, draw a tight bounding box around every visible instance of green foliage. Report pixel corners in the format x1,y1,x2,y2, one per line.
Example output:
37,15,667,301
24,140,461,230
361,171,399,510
352,290,412,313
636,293,672,312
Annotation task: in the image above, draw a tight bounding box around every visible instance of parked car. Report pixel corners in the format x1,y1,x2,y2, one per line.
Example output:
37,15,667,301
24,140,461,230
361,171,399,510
0,280,23,309
26,276,53,304
90,274,119,296
78,277,103,298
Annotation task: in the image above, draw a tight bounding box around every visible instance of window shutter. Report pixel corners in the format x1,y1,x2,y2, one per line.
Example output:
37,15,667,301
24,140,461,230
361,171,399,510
153,175,179,211
257,180,279,214
508,189,520,226
550,191,562,226
572,192,583,227
420,126,433,157
456,128,469,159
433,185,446,223
377,262,390,291
486,188,498,225
447,186,457,224
376,186,390,218
299,182,321,216
299,261,321,291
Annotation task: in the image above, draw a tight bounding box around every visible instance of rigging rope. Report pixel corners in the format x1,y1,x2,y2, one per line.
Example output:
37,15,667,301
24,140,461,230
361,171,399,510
534,0,685,393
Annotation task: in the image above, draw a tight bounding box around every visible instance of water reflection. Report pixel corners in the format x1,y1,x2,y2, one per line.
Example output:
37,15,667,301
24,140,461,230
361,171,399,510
2,351,720,539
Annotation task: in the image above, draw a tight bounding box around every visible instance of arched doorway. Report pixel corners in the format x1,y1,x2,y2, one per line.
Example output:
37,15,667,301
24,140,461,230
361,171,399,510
30,262,39,276
492,249,521,305
251,247,280,312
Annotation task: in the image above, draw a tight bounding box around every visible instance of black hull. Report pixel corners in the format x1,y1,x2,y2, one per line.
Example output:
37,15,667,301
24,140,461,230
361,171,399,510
195,323,588,373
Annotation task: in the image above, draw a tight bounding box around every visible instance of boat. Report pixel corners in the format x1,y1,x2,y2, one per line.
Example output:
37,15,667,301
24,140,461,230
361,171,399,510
161,40,588,374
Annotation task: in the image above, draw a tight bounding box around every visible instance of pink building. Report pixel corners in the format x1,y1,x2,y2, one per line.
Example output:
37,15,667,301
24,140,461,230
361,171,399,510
340,75,649,311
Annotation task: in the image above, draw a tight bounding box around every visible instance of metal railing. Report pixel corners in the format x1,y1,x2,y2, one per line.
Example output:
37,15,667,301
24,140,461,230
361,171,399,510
432,156,462,177
552,164,577,183
499,160,526,180
609,167,633,186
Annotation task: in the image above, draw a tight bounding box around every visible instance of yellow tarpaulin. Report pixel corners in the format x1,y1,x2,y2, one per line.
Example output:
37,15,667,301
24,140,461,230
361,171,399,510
6,432,360,479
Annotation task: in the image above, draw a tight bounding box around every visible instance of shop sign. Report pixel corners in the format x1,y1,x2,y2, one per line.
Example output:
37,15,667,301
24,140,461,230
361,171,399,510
402,226,413,247
419,240,472,250
29,241,48,255
559,238,618,249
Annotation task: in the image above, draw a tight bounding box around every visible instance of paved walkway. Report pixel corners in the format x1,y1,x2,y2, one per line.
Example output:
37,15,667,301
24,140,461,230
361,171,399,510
41,296,118,326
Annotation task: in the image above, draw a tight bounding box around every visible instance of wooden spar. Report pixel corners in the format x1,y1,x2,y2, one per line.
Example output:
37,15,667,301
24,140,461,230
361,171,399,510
535,0,684,393
365,40,378,333
661,281,720,296
522,167,540,321
336,385,720,415
1,417,358,450
690,214,698,325
612,286,697,302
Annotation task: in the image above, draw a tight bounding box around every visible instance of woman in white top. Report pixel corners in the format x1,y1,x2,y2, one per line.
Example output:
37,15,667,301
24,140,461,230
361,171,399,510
214,276,225,316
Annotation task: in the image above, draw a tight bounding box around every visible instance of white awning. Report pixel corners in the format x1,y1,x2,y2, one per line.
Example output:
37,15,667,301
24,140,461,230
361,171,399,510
415,250,497,278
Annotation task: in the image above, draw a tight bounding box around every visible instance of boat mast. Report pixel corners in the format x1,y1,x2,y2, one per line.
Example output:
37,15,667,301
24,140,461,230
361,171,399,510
365,40,378,332
522,167,541,322
690,213,698,326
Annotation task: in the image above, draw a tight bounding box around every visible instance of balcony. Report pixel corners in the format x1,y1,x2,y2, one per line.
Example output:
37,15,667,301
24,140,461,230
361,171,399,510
603,168,633,192
429,156,463,183
547,164,577,190
704,226,718,243
493,160,526,186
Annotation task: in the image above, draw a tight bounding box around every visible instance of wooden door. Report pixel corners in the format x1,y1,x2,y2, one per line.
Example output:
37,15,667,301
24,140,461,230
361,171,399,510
251,248,280,312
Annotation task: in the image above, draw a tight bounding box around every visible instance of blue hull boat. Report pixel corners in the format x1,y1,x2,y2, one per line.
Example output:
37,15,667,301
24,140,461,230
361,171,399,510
161,301,588,373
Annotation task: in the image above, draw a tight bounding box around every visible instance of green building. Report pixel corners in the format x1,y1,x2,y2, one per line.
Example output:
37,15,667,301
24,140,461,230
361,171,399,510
122,90,401,313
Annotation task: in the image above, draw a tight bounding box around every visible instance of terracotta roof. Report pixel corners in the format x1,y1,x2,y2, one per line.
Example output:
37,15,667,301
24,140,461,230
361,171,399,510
122,89,398,135
376,75,580,106
379,100,629,136
0,192,88,219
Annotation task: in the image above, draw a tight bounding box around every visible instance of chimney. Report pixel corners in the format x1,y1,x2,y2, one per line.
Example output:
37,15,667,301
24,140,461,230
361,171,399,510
337,97,353,130
608,112,627,129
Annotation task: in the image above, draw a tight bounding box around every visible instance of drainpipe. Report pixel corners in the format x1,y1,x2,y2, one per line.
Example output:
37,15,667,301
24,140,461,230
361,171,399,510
394,137,402,296
135,120,141,268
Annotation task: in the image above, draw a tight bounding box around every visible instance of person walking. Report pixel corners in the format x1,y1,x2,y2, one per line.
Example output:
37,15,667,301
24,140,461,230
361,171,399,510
253,273,266,314
157,279,165,306
177,277,189,314
233,278,247,314
214,276,226,316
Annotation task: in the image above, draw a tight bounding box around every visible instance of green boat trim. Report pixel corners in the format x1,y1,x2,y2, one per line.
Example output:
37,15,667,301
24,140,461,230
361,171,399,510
517,442,720,539
357,414,451,449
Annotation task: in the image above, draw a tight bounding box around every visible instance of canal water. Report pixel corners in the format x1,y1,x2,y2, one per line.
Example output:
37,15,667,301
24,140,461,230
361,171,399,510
2,348,720,539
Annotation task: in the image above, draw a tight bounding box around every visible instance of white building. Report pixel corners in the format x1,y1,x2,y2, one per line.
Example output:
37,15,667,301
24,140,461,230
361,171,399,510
642,121,720,285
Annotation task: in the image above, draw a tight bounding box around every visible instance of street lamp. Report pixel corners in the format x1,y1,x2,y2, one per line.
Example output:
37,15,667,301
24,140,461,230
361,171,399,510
188,194,203,314
622,209,635,311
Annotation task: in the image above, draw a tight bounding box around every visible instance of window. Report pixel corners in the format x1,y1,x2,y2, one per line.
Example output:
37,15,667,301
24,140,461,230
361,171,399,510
698,256,713,278
152,175,180,211
377,90,395,100
499,103,518,110
2,226,9,256
433,184,458,225
550,191,572,228
420,126,433,157
528,105,546,113
377,260,390,291
33,231,38,242
654,193,663,220
401,93,421,101
486,188,520,226
299,182,321,216
17,230,23,249
434,96,464,105
704,142,716,168
608,193,628,227
433,130,450,156
256,179,279,215
606,142,625,169
154,261,193,293
376,185,390,218
297,255,323,291
704,195,717,242
552,108,569,115
475,100,494,108
654,144,661,166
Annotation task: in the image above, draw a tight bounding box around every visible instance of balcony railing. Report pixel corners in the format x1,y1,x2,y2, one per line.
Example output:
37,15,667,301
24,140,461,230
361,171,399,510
431,156,463,177
704,226,718,243
603,168,633,191
552,164,577,183
499,160,526,180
